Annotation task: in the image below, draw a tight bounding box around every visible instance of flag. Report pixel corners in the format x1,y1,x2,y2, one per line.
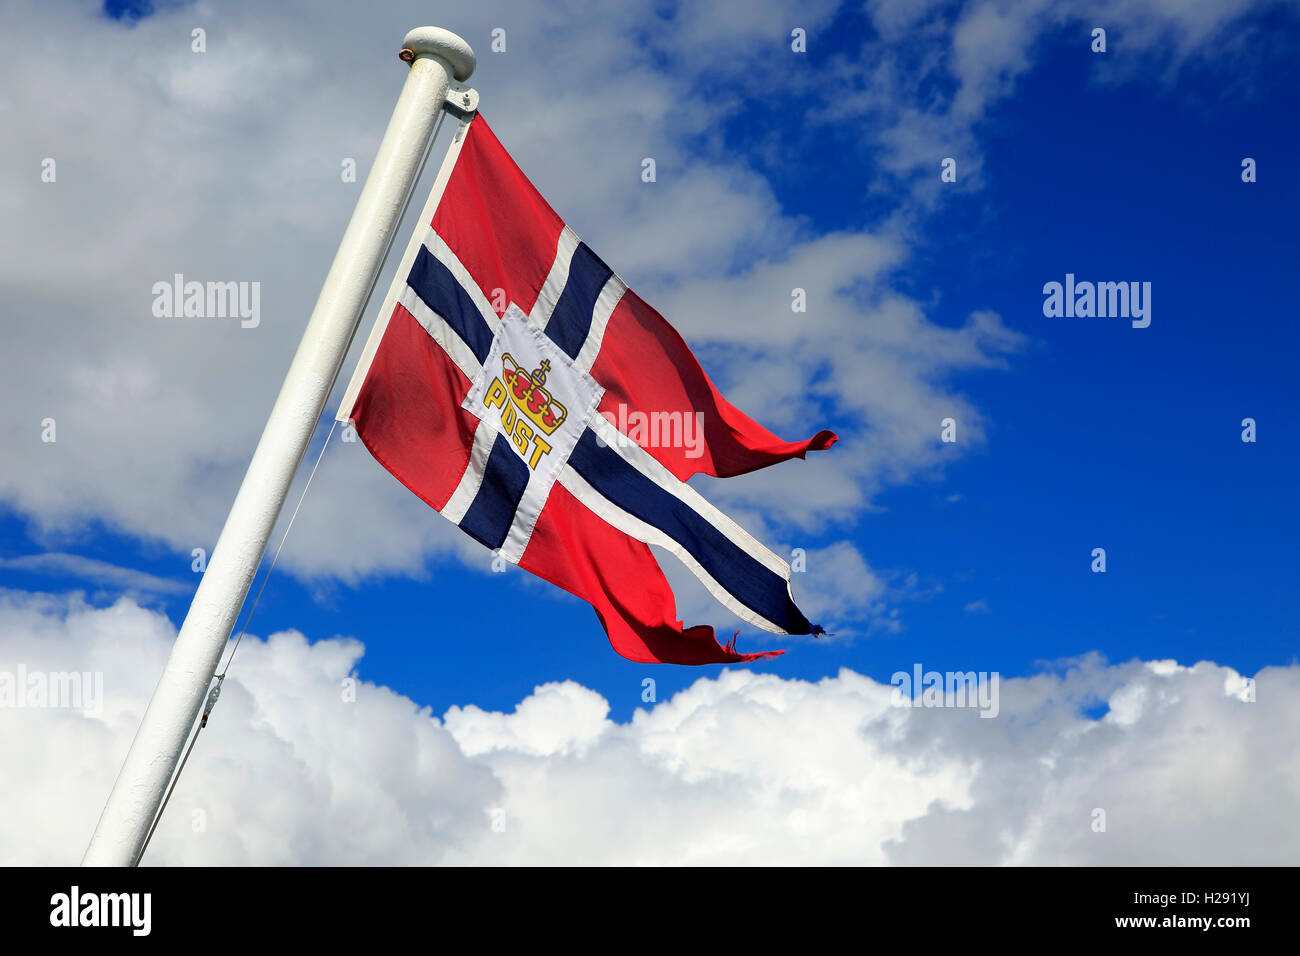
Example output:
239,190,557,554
339,115,837,664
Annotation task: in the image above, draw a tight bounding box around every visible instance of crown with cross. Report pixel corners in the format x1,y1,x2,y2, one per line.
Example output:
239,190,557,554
500,353,568,436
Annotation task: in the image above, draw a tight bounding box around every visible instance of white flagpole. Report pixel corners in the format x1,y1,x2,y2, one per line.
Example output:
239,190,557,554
82,26,476,867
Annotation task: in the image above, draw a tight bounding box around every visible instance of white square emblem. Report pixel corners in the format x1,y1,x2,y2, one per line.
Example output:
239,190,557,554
462,303,604,487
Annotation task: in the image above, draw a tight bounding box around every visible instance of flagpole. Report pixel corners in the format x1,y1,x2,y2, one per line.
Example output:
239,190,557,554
82,26,476,867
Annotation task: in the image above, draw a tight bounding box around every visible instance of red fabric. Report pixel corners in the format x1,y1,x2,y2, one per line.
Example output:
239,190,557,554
432,118,564,318
593,290,839,480
440,116,836,479
519,481,782,665
351,304,479,512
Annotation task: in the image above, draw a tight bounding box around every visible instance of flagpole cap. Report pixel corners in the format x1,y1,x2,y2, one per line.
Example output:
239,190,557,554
400,27,475,81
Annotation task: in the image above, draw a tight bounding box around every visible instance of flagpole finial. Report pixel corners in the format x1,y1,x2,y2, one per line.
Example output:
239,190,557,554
401,26,475,81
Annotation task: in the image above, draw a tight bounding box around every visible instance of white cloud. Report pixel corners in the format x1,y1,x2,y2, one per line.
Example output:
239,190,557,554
2,591,1293,865
819,0,1280,200
0,552,190,596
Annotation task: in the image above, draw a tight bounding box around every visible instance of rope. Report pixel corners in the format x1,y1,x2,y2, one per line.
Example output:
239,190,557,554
133,103,453,866
134,418,338,864
133,701,203,865
218,419,339,678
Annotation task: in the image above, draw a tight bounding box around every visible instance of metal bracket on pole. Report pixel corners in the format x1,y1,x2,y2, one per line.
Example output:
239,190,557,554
444,86,479,119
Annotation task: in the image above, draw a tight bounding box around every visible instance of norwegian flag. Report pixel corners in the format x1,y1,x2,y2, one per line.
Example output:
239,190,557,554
338,115,836,664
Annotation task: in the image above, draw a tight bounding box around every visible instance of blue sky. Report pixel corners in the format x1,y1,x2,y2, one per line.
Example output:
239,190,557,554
6,0,1297,724
3,0,1299,867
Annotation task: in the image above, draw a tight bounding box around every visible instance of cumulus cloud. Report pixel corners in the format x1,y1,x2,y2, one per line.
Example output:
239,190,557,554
2,591,1292,865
